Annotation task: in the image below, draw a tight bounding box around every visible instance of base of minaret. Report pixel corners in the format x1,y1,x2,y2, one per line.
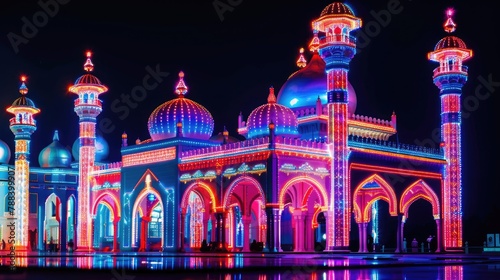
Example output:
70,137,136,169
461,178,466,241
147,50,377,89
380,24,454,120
324,246,351,253
444,247,464,253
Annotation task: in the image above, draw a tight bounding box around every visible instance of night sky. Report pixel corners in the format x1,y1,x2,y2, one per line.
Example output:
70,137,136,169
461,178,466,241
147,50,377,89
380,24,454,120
0,0,498,245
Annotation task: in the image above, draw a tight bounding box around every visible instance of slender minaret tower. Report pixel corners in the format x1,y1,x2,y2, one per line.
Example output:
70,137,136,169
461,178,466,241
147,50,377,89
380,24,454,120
428,8,472,252
312,2,361,251
69,51,108,250
6,76,40,250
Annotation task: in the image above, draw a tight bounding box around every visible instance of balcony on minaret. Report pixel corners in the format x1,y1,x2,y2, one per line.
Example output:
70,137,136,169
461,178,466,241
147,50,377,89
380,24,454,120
74,96,103,107
319,33,356,47
433,63,468,78
9,114,36,126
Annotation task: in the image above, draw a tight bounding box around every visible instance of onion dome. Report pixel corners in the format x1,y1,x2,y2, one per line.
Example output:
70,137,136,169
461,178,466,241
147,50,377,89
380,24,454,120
68,51,108,94
38,130,72,168
247,87,299,139
148,71,215,141
320,2,355,17
72,132,109,162
277,51,357,112
0,139,11,164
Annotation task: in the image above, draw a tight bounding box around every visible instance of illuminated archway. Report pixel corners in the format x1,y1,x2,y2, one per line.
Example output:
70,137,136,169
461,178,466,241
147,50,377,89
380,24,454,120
44,193,61,251
352,174,398,253
400,179,440,219
353,174,398,223
279,176,329,252
400,179,441,252
131,184,164,251
223,176,266,252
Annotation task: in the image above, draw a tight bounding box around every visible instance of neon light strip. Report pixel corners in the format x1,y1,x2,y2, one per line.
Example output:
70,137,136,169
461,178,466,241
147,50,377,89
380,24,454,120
349,147,446,163
350,163,443,179
123,147,176,167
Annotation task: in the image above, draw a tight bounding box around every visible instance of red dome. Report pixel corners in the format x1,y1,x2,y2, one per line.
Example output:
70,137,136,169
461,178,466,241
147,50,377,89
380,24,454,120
74,73,104,86
320,2,355,17
434,36,467,51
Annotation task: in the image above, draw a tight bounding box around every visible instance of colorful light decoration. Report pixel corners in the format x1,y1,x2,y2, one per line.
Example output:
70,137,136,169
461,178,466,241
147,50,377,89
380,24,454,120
428,8,472,250
148,71,215,141
70,51,108,250
7,76,40,250
246,87,300,139
313,2,361,250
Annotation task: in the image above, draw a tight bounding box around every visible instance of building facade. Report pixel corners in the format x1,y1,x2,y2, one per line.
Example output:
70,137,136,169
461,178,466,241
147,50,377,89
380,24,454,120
0,2,472,253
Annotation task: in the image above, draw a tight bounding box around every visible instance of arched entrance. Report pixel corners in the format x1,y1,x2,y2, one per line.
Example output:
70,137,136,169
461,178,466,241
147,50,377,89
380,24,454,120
131,184,164,252
279,176,329,252
91,191,121,252
44,193,61,252
180,181,217,251
223,176,266,252
66,195,76,247
353,174,398,253
400,179,441,252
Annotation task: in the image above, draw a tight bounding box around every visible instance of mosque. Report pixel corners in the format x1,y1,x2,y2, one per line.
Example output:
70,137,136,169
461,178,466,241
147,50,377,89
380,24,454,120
0,2,472,253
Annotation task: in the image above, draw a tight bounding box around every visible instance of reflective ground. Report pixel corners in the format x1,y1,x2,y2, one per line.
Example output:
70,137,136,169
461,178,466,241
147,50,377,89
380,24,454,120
2,252,500,279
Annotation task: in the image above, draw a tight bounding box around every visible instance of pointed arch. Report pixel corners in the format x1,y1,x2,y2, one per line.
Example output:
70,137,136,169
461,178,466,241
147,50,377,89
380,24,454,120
223,176,266,212
400,179,440,219
353,174,398,223
181,181,218,212
92,191,121,221
279,176,328,211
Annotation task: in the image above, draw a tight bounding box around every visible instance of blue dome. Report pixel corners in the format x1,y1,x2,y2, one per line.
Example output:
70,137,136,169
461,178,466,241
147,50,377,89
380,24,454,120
0,139,11,164
39,131,71,168
277,52,357,113
247,87,299,139
148,72,215,141
72,132,109,162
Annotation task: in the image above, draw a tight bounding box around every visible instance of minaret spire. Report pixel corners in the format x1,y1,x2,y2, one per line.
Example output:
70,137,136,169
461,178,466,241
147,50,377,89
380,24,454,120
175,71,188,97
443,8,456,33
84,51,94,72
296,48,307,68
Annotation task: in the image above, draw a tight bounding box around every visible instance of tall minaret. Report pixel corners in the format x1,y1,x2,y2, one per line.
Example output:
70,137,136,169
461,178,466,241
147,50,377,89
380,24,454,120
428,8,472,252
312,2,361,251
6,76,40,250
69,51,108,250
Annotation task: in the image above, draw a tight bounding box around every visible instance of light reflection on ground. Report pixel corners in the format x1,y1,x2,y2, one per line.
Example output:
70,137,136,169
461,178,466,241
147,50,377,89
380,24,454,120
1,252,500,279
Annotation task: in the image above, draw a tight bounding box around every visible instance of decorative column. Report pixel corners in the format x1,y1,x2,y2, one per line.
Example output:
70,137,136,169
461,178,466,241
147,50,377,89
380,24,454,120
242,215,252,252
70,51,108,251
428,9,472,252
7,76,40,251
312,3,361,251
113,219,119,252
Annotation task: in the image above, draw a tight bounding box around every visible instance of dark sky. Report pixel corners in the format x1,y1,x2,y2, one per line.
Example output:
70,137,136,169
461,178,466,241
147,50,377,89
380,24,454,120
0,1,498,242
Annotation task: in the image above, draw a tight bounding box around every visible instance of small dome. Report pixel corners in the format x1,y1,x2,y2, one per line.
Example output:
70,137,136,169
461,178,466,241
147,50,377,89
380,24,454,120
72,132,109,162
247,87,299,139
11,96,37,108
320,2,355,17
73,73,104,86
434,36,467,51
39,130,72,168
148,72,215,141
277,52,357,113
0,139,11,164
209,130,240,144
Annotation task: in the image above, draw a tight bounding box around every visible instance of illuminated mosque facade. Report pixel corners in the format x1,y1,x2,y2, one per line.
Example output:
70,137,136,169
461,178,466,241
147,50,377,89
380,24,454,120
0,2,472,253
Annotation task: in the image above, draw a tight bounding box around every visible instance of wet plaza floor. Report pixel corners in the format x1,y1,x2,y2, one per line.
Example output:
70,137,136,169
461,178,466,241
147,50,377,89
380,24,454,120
2,252,500,279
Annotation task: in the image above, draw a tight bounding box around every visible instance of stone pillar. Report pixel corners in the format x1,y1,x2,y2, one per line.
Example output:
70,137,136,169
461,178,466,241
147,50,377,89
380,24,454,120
395,214,403,253
179,212,186,251
242,215,252,252
435,219,441,253
112,219,119,252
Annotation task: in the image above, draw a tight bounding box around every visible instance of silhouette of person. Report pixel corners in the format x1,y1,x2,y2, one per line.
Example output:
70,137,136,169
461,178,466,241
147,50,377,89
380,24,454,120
1,239,5,250
411,238,418,253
